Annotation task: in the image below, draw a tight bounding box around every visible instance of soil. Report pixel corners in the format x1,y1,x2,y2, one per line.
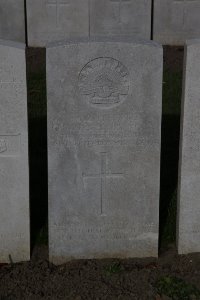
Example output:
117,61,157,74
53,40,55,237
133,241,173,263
1,46,199,300
1,245,200,299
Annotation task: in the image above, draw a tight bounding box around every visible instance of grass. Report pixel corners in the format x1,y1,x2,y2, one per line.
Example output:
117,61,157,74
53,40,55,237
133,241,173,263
156,276,200,300
104,262,123,275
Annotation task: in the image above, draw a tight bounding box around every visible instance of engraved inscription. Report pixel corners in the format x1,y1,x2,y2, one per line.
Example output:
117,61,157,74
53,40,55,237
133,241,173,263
82,152,124,215
0,233,26,239
110,0,131,24
0,66,22,85
0,139,7,153
0,135,21,156
173,0,198,29
51,223,157,241
46,0,70,29
79,57,129,109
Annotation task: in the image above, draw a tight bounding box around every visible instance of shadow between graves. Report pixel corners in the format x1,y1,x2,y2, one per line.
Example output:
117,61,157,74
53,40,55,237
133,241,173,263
159,114,181,249
26,48,48,251
159,46,184,249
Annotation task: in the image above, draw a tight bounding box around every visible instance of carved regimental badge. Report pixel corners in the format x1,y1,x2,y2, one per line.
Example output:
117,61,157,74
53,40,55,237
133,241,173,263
0,139,7,153
79,57,129,108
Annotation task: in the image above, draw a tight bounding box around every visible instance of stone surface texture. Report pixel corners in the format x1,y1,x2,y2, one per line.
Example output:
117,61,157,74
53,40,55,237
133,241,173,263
27,0,151,47
27,0,89,47
47,38,162,264
154,0,200,45
90,0,151,39
177,39,200,254
0,40,29,263
0,0,25,42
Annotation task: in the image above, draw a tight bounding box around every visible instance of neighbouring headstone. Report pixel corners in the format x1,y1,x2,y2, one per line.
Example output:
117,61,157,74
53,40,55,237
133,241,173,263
47,38,162,264
0,0,25,42
26,0,89,47
177,39,200,254
90,0,152,39
153,0,200,45
0,40,29,263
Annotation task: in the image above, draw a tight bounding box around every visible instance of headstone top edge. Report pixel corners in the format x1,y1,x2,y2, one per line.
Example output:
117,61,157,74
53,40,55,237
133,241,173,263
0,39,25,50
185,39,200,47
46,37,162,50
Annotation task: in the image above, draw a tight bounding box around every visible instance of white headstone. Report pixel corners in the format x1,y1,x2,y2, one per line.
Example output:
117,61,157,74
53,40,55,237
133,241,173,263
27,0,152,47
154,0,200,45
0,0,25,42
27,0,89,47
90,0,152,39
47,38,162,264
0,40,29,263
177,39,200,254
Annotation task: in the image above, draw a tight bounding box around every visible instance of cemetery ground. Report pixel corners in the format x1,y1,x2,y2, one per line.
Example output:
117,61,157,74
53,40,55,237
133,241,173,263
0,47,200,300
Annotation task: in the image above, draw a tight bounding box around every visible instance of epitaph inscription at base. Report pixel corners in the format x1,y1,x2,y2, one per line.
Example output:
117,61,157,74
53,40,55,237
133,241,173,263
0,40,29,263
47,39,162,264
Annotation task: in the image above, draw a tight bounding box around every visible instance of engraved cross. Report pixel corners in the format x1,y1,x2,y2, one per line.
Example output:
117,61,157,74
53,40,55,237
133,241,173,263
110,0,131,24
46,0,70,29
173,0,198,29
82,152,124,216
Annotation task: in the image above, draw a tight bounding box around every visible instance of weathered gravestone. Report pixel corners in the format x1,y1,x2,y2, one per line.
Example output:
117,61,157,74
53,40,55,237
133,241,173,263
177,39,200,254
26,0,89,47
0,0,25,42
47,38,163,264
153,0,200,45
27,0,152,47
0,40,29,263
90,0,152,39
